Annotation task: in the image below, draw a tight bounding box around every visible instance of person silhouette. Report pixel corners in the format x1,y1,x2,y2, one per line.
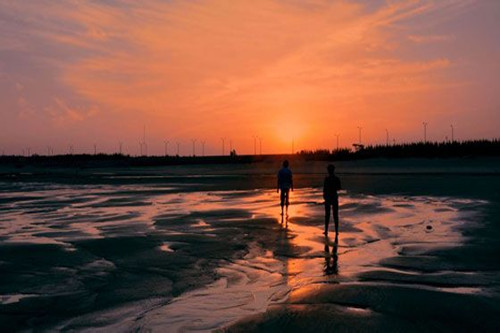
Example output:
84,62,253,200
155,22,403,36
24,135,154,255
323,164,341,238
277,160,293,216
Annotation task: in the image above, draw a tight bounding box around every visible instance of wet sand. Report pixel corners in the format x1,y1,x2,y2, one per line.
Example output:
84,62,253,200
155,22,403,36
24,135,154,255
0,160,499,331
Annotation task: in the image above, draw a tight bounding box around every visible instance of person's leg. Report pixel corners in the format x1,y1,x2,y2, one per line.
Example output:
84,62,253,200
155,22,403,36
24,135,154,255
324,202,330,235
284,189,290,216
333,198,339,235
280,189,285,214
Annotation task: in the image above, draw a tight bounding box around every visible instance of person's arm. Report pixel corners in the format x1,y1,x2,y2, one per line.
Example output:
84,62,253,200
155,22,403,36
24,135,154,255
337,177,342,191
323,177,327,199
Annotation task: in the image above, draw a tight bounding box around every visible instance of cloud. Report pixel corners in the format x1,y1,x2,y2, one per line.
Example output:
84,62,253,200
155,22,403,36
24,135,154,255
408,34,455,43
44,97,99,126
50,1,462,114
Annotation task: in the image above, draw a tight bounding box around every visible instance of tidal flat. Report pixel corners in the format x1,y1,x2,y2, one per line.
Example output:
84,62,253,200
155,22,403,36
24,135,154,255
0,159,499,331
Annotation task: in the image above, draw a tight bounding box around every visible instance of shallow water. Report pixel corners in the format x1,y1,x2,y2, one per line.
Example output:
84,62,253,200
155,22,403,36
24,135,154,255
0,164,499,331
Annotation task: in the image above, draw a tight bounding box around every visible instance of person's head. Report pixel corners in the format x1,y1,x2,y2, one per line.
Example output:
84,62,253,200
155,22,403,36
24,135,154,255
283,160,289,168
327,164,335,175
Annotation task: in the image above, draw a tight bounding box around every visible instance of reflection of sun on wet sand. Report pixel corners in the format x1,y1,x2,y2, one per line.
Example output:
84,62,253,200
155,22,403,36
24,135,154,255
139,189,496,331
224,191,500,331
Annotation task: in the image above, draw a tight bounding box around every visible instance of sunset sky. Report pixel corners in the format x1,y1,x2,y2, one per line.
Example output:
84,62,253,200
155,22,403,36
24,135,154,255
0,0,499,155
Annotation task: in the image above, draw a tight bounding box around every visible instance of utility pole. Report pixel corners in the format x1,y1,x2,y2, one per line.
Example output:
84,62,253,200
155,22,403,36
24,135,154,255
385,129,389,146
422,122,428,143
357,127,362,144
229,139,233,153
119,142,123,155
259,137,262,155
201,140,206,156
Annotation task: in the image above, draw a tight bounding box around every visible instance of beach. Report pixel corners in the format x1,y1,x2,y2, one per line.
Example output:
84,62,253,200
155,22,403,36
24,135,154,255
0,159,499,331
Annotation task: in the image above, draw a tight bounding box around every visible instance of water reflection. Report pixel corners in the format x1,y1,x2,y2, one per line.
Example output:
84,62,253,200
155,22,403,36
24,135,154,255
280,208,289,229
324,236,339,276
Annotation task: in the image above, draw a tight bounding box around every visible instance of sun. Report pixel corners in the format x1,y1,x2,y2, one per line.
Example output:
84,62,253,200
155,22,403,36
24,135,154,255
271,117,309,152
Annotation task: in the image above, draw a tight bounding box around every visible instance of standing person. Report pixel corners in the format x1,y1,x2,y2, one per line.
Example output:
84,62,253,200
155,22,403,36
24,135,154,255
323,164,341,238
277,160,293,216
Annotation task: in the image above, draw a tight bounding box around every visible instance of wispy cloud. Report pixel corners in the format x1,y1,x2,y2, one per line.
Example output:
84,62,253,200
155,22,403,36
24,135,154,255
408,34,455,43
44,98,99,126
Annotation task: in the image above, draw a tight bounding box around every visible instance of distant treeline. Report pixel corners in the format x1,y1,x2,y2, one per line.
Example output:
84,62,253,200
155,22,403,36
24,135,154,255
0,139,498,169
297,139,500,160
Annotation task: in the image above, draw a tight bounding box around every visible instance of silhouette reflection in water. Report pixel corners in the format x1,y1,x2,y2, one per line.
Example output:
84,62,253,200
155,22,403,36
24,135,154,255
280,210,289,229
324,236,339,276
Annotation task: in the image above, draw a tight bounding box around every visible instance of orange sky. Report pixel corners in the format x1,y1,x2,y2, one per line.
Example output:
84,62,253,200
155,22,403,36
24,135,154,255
0,0,499,155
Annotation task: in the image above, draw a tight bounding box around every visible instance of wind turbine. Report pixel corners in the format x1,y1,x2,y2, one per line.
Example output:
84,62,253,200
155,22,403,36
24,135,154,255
201,140,206,156
220,137,226,156
140,125,147,156
422,122,428,143
253,135,257,155
164,140,169,156
191,139,197,156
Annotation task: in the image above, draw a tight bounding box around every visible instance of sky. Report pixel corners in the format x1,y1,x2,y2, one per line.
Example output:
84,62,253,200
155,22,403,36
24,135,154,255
0,0,499,156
